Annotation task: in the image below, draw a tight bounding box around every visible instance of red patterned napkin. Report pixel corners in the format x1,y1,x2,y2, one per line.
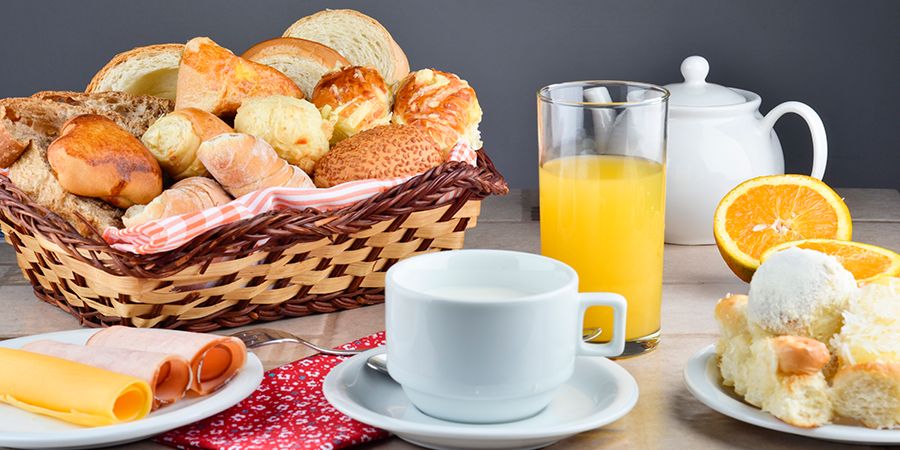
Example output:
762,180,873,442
154,332,389,450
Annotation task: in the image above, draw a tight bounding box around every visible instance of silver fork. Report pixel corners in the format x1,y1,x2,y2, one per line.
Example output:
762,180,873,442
231,328,377,356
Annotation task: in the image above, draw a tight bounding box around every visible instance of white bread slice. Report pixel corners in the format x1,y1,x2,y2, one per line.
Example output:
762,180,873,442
2,92,174,236
85,44,185,101
282,9,409,83
241,37,349,99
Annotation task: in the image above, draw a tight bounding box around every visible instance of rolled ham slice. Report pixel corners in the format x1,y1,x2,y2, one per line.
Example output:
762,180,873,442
20,339,192,410
86,326,247,396
0,348,152,427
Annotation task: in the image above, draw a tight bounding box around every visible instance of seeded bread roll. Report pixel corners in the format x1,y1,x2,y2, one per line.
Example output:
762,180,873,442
391,69,483,157
241,37,349,99
313,124,443,188
123,177,232,228
197,133,315,198
176,37,304,117
141,108,233,180
282,9,409,83
233,95,333,174
48,114,163,208
86,44,185,101
311,65,392,146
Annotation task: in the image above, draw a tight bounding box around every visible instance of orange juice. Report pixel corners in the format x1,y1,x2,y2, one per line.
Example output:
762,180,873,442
539,154,665,341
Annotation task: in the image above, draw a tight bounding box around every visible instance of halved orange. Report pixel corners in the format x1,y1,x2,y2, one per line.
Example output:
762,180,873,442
761,239,900,284
713,174,852,282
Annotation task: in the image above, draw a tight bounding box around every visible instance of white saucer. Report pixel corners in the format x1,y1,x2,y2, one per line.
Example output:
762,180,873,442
323,347,639,450
684,344,900,445
0,328,264,449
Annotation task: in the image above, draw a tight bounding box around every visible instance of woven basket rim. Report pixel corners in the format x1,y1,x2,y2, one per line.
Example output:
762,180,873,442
0,149,508,279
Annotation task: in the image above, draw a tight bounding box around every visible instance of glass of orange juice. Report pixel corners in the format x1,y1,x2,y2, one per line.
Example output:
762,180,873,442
537,81,669,357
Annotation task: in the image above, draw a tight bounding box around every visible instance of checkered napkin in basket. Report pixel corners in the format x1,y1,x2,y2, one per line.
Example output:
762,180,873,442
154,331,389,450
103,143,477,254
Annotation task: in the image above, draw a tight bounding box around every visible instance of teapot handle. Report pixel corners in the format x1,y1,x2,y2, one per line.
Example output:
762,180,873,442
758,101,827,180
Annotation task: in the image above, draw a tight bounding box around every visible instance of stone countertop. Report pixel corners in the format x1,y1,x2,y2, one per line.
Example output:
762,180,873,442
1,188,899,450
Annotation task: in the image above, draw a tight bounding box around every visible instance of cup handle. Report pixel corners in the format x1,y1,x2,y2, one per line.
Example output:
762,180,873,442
575,292,627,357
758,101,828,180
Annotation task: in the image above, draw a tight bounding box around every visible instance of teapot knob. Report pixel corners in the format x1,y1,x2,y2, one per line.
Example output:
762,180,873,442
681,56,710,85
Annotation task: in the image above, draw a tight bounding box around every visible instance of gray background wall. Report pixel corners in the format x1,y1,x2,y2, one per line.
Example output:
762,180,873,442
1,1,897,191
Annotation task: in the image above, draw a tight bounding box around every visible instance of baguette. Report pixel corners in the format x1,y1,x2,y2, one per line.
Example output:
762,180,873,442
85,43,185,101
282,9,409,83
197,133,314,198
176,37,304,117
241,37,349,99
123,177,232,228
141,108,233,180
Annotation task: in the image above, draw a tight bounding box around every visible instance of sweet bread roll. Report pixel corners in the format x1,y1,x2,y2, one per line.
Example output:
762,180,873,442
47,114,163,208
233,95,333,174
176,37,304,117
831,362,900,429
141,108,233,180
391,69,483,157
86,44,185,101
197,133,315,198
282,9,409,83
311,65,392,146
123,177,233,228
313,124,443,188
241,37,349,98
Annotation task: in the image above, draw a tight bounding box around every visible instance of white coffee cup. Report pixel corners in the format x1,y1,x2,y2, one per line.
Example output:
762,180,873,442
385,249,627,423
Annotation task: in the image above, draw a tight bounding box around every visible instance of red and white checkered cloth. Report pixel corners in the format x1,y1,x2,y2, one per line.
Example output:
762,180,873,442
154,332,389,450
102,143,477,254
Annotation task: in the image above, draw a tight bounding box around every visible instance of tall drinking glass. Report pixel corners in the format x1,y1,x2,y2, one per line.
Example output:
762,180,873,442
537,81,669,357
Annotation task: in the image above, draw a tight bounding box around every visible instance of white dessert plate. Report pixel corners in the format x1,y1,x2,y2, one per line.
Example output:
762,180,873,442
323,347,639,450
684,344,900,445
0,328,264,449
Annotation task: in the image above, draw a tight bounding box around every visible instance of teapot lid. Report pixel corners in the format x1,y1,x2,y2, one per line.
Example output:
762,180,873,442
664,56,746,107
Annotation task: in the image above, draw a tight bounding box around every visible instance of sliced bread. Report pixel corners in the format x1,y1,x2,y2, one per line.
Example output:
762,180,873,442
241,37,349,99
85,43,185,101
282,9,409,83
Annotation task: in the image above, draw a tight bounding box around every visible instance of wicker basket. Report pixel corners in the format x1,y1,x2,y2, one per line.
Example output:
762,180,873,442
0,150,507,331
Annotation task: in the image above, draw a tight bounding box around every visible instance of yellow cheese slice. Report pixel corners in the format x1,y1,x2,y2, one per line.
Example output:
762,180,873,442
0,347,153,427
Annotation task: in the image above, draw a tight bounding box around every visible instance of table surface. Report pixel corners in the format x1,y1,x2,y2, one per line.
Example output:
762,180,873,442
2,188,900,450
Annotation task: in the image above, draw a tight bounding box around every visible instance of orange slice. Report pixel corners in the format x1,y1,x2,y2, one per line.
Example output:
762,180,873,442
713,174,852,282
761,239,900,284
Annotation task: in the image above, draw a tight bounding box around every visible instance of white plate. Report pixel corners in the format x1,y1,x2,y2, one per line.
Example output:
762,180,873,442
684,344,900,445
0,328,264,449
323,347,639,450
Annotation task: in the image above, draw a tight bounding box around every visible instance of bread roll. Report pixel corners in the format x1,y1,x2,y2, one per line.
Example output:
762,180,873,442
47,114,163,208
123,177,233,228
282,9,409,83
175,37,304,117
241,37,349,99
85,44,185,101
197,133,315,198
233,95,333,174
141,108,233,180
311,65,392,146
391,69,483,157
831,362,900,429
313,124,443,188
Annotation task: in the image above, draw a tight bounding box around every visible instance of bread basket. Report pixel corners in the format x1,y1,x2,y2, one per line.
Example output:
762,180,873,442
0,150,507,331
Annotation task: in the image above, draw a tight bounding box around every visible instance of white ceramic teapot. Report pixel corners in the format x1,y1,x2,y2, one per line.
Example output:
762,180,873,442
663,55,827,245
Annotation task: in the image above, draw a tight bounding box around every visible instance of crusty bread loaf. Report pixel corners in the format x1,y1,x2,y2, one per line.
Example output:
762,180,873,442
282,9,409,83
313,124,443,188
241,37,349,99
391,69,483,157
311,65,392,146
141,108,233,180
176,37,304,117
85,44,185,101
123,177,232,228
48,114,163,208
233,95,333,174
197,133,314,198
2,91,173,236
